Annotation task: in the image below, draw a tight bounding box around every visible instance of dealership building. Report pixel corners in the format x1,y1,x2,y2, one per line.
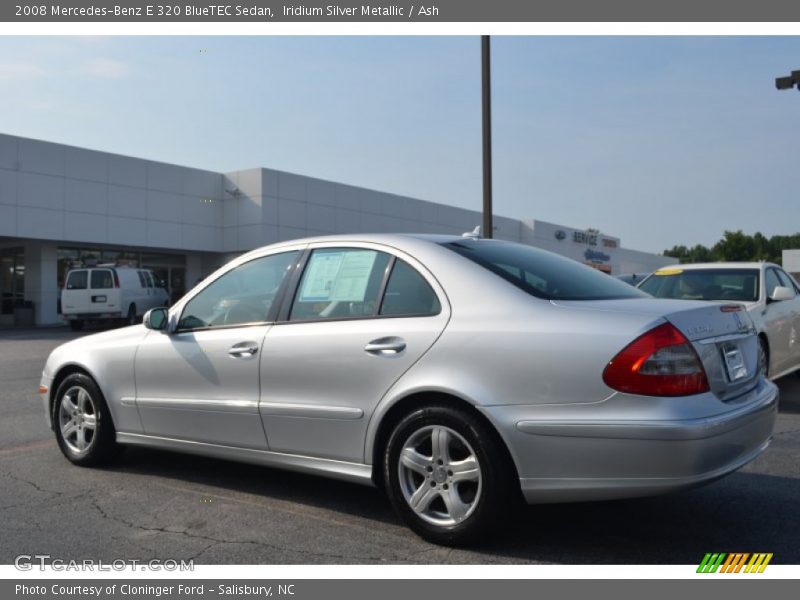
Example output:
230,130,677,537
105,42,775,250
0,133,672,326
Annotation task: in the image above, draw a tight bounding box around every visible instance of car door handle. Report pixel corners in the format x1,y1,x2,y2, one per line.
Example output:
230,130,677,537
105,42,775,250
228,342,259,358
365,337,406,355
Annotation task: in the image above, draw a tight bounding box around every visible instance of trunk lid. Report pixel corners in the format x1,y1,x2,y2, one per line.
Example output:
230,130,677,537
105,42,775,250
553,298,759,401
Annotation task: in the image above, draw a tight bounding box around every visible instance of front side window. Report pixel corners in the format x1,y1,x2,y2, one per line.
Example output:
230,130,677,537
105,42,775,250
380,260,441,316
443,240,645,301
765,269,781,300
65,270,88,290
178,251,298,330
775,269,797,295
290,248,391,321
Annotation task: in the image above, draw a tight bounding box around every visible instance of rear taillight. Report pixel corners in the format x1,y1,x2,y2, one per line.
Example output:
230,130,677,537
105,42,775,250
602,322,709,397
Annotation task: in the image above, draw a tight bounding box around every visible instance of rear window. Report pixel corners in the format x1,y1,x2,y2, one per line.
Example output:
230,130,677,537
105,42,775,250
65,270,87,290
639,269,759,302
442,240,646,301
90,269,114,289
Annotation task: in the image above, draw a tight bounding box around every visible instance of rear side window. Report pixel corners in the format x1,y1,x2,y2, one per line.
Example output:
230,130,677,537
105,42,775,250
290,249,391,321
380,260,441,316
65,270,87,290
443,240,645,301
90,270,113,289
144,271,154,288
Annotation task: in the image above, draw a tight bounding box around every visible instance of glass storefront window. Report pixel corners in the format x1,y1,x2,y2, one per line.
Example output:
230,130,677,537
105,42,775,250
56,245,188,309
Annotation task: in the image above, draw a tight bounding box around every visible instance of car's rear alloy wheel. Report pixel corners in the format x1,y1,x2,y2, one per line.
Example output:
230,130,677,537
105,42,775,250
127,304,137,326
68,320,83,331
384,405,515,545
54,373,122,466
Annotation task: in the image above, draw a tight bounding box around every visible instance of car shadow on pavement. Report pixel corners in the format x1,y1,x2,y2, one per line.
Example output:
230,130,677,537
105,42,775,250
105,448,799,564
482,471,800,564
110,446,399,525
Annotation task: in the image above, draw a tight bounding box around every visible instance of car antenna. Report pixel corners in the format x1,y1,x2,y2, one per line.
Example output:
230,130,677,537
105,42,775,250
462,226,482,239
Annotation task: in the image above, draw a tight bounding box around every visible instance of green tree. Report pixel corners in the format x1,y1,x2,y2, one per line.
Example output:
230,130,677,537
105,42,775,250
664,231,800,264
713,230,756,262
663,243,714,264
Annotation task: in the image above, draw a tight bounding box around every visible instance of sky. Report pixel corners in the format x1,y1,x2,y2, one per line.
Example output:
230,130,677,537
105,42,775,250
0,35,799,253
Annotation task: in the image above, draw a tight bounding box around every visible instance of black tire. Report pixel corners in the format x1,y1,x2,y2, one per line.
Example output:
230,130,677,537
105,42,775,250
68,320,83,331
126,304,137,326
383,404,517,546
758,337,769,378
53,373,123,467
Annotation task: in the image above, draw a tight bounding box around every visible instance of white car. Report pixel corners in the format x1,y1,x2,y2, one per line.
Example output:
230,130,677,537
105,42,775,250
639,262,800,379
61,266,169,331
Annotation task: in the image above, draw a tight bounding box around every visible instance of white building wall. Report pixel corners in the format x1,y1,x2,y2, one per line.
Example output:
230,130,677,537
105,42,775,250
0,133,674,325
783,250,800,276
0,134,225,253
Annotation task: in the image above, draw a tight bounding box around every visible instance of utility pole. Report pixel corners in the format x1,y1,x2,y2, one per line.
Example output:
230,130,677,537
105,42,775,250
481,35,493,239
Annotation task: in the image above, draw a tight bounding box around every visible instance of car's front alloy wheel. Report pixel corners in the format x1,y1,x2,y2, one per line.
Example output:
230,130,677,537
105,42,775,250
58,385,97,455
53,373,122,466
384,404,515,545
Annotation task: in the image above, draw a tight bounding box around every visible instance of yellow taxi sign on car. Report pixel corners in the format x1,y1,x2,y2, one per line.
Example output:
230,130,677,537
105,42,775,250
654,268,683,276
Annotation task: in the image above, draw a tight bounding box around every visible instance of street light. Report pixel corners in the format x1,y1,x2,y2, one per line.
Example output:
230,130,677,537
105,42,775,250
775,70,800,91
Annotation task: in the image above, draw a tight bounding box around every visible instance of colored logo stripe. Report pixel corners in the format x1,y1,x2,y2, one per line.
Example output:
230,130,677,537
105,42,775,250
697,553,726,573
697,553,773,573
745,553,773,573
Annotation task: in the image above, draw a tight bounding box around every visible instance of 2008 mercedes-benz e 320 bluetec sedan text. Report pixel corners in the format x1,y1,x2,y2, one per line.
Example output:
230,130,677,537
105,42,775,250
39,234,778,545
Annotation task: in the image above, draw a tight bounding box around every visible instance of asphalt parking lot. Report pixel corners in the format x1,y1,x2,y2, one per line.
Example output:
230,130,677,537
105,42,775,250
1,327,799,565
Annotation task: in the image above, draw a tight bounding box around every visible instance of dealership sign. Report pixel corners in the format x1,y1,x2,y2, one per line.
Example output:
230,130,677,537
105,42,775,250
557,228,619,249
584,248,611,263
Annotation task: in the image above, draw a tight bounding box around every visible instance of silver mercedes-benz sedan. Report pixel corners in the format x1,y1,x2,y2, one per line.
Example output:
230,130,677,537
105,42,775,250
39,234,778,545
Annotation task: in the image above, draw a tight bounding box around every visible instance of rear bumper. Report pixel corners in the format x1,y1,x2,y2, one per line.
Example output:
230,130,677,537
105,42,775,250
483,377,778,503
63,312,123,321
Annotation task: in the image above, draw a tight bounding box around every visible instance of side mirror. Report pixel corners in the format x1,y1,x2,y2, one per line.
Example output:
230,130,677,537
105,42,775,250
143,307,169,331
769,286,795,302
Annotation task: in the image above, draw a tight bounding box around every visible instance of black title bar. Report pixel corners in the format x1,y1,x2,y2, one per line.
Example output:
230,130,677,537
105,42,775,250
5,0,800,22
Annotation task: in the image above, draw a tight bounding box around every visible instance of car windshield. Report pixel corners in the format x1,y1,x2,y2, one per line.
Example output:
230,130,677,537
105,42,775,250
639,268,760,302
442,240,647,301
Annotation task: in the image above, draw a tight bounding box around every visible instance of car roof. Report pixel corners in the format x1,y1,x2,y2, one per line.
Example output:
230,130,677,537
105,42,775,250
656,262,776,271
240,233,485,255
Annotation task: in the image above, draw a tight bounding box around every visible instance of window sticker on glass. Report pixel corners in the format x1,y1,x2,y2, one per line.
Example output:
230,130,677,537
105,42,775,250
330,251,377,301
298,250,378,303
299,251,345,301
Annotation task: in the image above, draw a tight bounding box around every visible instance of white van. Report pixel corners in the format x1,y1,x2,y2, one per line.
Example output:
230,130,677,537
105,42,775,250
61,266,169,330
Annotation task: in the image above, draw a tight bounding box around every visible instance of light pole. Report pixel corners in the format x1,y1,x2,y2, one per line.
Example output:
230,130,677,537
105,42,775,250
481,35,493,239
775,70,800,91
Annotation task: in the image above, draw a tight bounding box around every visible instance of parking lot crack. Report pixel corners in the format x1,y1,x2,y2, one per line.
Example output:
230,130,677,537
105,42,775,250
0,471,66,499
88,498,410,563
